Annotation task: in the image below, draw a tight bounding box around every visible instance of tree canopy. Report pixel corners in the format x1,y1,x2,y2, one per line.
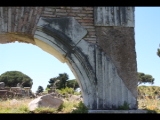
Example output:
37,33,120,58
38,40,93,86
66,79,79,90
138,72,154,85
47,73,79,90
36,86,44,94
157,48,160,57
0,71,33,87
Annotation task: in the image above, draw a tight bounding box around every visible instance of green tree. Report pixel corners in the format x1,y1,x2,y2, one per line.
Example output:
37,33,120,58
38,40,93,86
47,73,80,90
56,73,69,89
36,86,44,94
66,79,79,90
47,78,57,89
157,47,160,57
0,71,33,87
47,73,73,90
138,72,154,85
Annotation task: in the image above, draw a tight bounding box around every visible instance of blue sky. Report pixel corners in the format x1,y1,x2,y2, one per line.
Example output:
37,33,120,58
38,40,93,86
135,7,160,86
0,7,160,92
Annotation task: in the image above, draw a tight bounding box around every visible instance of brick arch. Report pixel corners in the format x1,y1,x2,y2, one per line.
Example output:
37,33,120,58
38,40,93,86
0,7,138,110
0,7,44,44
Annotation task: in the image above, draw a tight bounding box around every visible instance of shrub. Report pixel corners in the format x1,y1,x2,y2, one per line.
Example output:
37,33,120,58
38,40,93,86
118,101,130,110
57,87,74,95
57,100,79,113
71,101,88,113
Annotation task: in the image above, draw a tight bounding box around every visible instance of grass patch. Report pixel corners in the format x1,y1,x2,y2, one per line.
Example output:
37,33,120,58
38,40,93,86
57,100,79,113
32,107,57,114
71,101,88,113
0,98,83,113
118,101,130,110
0,98,32,113
3,86,160,114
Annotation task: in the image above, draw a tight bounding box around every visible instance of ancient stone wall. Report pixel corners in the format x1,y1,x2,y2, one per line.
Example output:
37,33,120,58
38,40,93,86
0,7,138,110
0,7,96,44
95,26,137,98
41,7,96,43
0,7,43,44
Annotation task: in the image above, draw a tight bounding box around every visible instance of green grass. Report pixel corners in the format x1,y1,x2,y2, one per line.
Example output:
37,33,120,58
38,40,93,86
0,98,32,113
0,98,85,113
71,101,88,113
137,85,160,113
32,107,57,114
2,86,160,114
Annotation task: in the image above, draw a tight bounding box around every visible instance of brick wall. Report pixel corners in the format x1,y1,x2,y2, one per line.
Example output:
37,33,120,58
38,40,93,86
41,7,97,43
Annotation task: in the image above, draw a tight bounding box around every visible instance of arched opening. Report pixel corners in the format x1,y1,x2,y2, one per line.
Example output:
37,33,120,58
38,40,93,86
0,17,97,109
0,42,76,93
0,16,137,110
33,17,97,109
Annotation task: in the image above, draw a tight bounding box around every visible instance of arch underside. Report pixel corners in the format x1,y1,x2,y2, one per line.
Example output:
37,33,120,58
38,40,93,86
0,17,137,110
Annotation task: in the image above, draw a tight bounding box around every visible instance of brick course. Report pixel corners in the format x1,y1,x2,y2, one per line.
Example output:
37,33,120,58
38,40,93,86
41,7,97,43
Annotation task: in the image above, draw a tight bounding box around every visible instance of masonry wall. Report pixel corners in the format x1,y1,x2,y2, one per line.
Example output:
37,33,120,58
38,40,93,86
41,7,96,43
0,7,138,109
0,7,96,44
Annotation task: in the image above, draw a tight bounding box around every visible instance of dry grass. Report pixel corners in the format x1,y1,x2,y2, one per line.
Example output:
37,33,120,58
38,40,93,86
137,86,160,113
57,99,80,113
2,97,160,113
0,98,82,113
0,98,33,113
138,96,160,113
33,107,57,114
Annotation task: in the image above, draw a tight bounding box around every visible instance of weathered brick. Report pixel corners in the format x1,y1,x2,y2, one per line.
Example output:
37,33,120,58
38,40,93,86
71,7,83,10
88,31,96,35
84,40,97,43
81,10,89,13
60,7,66,9
56,15,69,18
86,28,95,31
52,7,60,9
66,10,71,12
70,10,81,13
86,35,90,37
84,37,97,41
88,40,97,43
87,14,93,17
81,22,94,26
44,7,55,12
78,19,93,23
66,7,71,9
68,13,76,16
56,9,66,12
39,14,56,18
89,35,96,38
82,17,93,20
40,7,95,44
74,17,82,20
43,11,53,14
77,14,87,17
56,13,68,16
83,26,95,29
84,7,94,10
86,11,93,13
56,16,62,18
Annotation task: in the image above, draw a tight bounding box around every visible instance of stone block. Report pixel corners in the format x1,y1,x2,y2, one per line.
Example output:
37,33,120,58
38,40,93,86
28,94,63,111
